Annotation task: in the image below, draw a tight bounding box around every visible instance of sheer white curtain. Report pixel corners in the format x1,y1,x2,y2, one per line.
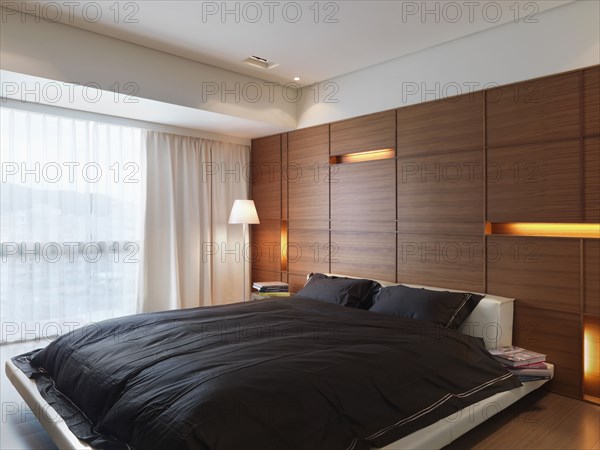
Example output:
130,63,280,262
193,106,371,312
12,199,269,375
0,108,143,343
139,131,250,312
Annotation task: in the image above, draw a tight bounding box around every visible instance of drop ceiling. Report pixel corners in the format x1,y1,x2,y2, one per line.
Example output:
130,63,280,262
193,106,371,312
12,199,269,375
8,0,573,86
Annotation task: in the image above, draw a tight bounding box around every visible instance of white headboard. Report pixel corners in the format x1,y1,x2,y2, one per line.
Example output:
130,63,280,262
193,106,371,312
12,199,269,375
322,274,514,349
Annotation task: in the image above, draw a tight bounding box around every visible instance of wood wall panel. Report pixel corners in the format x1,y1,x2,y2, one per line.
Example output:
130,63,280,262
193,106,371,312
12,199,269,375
330,221,395,234
251,135,281,221
585,137,600,222
397,150,483,223
287,220,330,231
397,233,484,292
487,72,580,147
287,228,330,282
330,231,396,282
487,237,581,313
584,239,600,315
250,220,280,273
513,305,582,398
288,273,309,294
584,67,600,136
331,159,396,224
252,268,284,285
397,222,483,236
281,133,288,220
487,139,582,222
330,110,395,156
288,125,329,223
397,92,483,156
251,135,282,283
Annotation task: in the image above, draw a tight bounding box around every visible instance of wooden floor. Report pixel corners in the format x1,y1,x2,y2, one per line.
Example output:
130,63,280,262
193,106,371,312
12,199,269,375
444,389,600,450
2,342,599,450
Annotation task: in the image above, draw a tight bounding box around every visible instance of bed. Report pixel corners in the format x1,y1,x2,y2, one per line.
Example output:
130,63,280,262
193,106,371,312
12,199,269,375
5,274,553,450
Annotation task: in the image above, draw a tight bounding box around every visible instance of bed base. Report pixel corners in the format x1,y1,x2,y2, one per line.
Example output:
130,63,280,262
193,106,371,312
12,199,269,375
5,274,549,449
5,359,552,450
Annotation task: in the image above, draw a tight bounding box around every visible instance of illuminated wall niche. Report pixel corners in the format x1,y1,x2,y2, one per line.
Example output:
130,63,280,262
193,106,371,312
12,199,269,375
329,148,395,165
584,316,600,403
486,223,600,239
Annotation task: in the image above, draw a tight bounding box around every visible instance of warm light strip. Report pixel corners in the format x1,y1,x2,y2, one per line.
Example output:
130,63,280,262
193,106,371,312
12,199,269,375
330,148,395,165
280,220,288,272
584,317,600,403
487,223,600,239
584,330,595,375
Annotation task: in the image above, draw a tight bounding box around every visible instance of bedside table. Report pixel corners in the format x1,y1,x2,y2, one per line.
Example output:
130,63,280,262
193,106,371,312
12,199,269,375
251,292,291,301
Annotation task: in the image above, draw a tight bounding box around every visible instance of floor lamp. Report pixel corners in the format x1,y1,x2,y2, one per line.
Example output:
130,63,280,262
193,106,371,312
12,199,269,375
228,200,260,301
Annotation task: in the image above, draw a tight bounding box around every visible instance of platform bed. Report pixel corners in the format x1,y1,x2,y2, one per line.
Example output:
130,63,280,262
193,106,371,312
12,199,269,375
5,275,553,450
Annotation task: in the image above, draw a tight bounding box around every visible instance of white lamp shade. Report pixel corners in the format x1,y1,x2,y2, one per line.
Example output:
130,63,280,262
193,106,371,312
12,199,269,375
228,200,260,224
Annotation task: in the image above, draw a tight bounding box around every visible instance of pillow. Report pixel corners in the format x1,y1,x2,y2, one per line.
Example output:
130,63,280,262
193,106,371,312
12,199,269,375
369,285,483,329
296,273,381,309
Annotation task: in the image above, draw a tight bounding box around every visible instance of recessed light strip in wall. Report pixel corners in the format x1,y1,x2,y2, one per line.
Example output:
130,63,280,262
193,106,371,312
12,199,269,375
329,148,395,165
486,222,600,239
584,316,600,403
280,220,288,272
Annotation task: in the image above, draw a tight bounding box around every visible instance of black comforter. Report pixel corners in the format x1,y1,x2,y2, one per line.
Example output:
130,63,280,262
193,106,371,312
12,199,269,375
13,297,520,450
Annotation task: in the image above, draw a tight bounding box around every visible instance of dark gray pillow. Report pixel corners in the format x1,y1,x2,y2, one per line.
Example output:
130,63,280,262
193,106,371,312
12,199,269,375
369,285,483,329
296,273,381,309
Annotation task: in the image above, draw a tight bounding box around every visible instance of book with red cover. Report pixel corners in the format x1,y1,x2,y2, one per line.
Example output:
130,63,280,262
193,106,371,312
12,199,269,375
488,345,546,367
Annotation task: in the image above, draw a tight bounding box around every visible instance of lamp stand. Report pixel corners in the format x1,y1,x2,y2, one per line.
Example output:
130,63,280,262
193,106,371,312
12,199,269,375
242,222,248,302
228,199,259,303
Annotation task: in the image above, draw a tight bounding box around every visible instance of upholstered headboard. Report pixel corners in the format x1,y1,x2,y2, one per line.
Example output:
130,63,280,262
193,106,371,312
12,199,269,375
322,274,514,350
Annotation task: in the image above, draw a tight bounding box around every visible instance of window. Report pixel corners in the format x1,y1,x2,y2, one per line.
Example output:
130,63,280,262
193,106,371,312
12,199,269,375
1,108,143,343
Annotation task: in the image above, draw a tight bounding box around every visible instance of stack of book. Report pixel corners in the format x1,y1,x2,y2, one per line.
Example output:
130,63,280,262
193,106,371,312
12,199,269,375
252,281,290,298
489,346,551,381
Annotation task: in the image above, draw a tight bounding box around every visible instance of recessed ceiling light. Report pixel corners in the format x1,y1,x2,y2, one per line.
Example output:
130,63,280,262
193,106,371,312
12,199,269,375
293,77,301,81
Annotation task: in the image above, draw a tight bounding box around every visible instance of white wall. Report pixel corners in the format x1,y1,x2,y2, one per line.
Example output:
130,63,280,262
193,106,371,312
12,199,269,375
297,0,600,128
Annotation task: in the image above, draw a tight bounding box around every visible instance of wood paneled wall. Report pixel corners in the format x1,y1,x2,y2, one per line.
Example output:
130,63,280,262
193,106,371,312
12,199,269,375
397,91,485,292
250,65,600,400
250,135,282,283
286,125,330,291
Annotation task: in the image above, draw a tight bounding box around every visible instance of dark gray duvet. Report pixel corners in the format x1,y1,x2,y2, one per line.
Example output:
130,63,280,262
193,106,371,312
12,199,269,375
13,297,521,450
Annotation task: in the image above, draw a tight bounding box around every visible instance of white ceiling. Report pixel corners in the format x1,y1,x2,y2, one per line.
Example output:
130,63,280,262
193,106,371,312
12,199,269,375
10,0,573,86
